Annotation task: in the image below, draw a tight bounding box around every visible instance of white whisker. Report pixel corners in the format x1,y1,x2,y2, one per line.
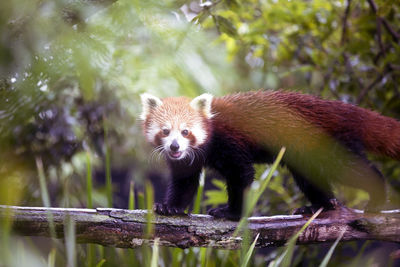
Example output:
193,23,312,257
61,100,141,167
189,148,195,165
185,146,207,165
150,145,164,164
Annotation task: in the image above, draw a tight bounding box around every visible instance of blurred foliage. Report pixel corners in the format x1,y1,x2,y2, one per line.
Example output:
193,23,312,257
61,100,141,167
196,0,400,113
1,0,400,266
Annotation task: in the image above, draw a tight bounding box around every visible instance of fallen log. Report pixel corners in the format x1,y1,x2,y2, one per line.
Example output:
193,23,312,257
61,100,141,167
1,205,400,249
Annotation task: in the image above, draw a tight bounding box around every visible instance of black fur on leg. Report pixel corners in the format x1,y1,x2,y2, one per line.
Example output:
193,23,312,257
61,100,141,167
154,160,202,217
208,204,241,221
207,159,254,220
290,169,335,214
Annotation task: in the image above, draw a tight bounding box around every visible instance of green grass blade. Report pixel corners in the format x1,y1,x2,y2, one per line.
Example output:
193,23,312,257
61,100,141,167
95,259,106,267
150,239,159,267
128,180,135,210
129,180,135,210
171,248,181,267
35,157,56,239
47,248,56,267
200,247,207,267
319,230,345,267
85,150,94,267
143,182,155,266
103,116,113,207
240,224,251,266
185,248,195,267
97,246,104,265
234,147,286,236
138,192,145,209
271,208,323,267
246,147,286,217
0,207,12,263
105,145,112,207
65,215,76,267
86,151,93,209
87,244,94,267
241,233,260,267
47,248,57,267
193,169,205,214
228,147,286,265
36,157,51,208
128,249,139,266
145,181,154,237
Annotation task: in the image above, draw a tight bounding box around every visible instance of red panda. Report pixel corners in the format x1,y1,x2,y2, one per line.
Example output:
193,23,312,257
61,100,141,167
140,90,400,220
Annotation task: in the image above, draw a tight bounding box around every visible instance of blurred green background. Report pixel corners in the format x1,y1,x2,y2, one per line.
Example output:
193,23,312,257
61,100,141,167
1,0,400,266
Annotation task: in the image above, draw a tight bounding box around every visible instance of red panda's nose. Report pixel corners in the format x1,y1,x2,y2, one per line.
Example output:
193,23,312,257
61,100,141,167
170,140,180,152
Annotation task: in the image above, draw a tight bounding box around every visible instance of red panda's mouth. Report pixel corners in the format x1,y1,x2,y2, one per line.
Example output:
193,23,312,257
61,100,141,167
168,151,183,159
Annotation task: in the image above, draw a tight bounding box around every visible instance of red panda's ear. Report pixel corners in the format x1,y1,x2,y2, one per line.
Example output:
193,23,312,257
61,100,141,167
190,93,213,119
140,93,163,120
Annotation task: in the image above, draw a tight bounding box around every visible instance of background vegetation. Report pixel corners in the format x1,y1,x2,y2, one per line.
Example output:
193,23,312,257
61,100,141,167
0,0,399,266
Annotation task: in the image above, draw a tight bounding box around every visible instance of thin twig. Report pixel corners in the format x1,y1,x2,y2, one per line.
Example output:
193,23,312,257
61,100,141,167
381,19,400,43
340,0,352,46
356,70,387,104
366,0,400,43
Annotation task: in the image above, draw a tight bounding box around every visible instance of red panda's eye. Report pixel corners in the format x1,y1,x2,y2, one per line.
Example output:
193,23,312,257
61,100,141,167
181,129,189,137
162,129,170,136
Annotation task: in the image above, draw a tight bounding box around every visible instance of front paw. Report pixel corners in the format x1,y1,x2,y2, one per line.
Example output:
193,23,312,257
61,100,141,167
292,199,344,215
208,205,241,221
153,203,186,216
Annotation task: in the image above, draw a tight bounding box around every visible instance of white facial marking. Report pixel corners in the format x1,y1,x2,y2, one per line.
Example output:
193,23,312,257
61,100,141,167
146,121,160,143
162,129,190,160
162,122,172,132
191,122,207,145
180,123,187,131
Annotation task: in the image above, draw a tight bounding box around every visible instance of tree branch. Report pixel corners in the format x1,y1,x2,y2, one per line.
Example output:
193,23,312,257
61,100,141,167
1,205,400,249
356,66,392,104
366,0,400,43
340,0,352,46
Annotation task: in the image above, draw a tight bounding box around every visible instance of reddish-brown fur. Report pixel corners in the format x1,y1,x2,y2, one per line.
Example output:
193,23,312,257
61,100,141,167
212,91,400,160
143,90,399,220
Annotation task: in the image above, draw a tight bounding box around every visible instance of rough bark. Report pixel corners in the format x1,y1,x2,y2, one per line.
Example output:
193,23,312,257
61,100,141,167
1,205,400,249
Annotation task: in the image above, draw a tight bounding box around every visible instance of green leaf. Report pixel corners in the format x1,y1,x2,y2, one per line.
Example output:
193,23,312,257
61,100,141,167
213,15,238,37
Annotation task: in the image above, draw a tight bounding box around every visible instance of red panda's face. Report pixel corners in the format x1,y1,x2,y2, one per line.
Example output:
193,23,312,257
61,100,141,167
140,93,213,162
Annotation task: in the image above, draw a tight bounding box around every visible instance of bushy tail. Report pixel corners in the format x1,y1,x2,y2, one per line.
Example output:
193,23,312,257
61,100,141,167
362,110,400,160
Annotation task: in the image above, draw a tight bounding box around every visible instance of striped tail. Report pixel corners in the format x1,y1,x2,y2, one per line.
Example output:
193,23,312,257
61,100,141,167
362,110,400,160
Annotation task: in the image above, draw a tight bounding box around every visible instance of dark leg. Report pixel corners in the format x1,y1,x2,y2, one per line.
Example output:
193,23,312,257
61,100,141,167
154,169,201,216
290,170,335,214
208,164,254,221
